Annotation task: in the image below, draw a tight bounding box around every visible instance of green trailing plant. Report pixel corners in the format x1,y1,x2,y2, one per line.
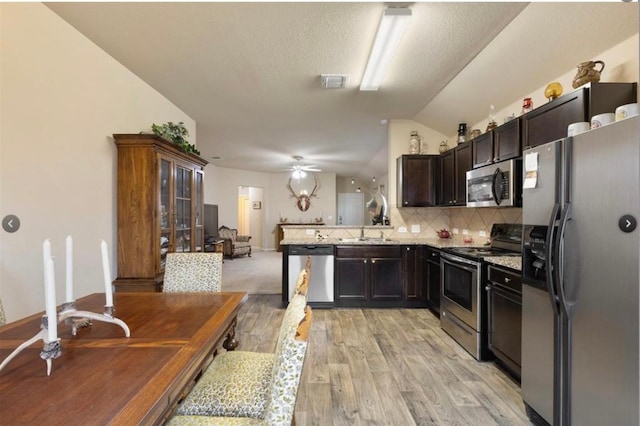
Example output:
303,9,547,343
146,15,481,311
151,121,200,155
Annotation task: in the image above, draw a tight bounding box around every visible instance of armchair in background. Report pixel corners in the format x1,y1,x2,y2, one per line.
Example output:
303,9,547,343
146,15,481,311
218,226,252,259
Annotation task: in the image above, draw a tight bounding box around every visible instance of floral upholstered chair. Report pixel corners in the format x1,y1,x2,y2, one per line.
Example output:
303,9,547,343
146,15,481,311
167,306,312,426
163,253,223,293
218,226,252,259
168,266,311,426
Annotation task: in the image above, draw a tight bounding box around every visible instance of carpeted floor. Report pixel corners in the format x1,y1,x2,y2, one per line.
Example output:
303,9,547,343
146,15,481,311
221,250,283,294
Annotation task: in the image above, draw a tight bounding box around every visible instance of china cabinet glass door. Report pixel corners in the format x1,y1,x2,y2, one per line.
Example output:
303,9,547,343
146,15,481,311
195,171,204,252
160,159,172,270
175,165,192,253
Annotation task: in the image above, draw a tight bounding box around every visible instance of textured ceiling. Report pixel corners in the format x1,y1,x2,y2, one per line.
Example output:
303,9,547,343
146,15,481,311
46,2,638,180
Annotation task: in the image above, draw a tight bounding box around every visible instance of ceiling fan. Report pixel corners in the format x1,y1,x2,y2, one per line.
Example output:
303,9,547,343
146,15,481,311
287,155,321,178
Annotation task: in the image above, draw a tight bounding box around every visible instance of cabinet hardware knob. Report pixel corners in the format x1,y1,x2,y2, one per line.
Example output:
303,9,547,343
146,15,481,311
371,259,376,263
364,259,367,263
485,286,491,291
504,277,511,282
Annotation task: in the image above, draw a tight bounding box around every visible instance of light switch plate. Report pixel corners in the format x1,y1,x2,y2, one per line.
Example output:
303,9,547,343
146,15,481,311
479,231,487,237
462,229,469,235
453,228,459,234
398,227,408,233
305,229,315,236
411,224,420,233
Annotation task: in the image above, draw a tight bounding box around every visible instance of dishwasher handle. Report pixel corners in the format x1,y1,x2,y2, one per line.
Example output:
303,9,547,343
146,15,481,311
288,245,334,256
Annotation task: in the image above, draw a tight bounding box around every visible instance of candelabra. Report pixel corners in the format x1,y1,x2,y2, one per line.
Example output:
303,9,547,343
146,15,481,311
0,301,130,376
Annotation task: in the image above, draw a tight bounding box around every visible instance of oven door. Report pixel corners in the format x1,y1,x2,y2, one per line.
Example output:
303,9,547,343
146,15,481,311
440,253,480,330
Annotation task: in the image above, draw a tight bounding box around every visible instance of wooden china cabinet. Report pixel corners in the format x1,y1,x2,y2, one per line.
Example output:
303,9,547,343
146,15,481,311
113,134,208,292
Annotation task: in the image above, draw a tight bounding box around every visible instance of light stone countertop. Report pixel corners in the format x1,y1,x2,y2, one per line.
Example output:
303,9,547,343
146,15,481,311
484,256,522,271
280,236,489,249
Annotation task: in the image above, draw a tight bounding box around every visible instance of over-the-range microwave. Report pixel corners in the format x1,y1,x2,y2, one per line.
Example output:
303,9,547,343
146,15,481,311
466,158,522,208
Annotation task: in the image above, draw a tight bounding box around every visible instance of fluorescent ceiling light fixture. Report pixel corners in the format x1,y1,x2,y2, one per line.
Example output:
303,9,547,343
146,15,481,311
360,8,411,91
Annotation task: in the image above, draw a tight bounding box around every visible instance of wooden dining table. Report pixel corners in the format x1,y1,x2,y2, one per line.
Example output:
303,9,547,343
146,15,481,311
0,291,247,425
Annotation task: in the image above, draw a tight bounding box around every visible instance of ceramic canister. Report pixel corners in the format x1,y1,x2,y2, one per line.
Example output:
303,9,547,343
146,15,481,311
590,113,615,129
568,122,590,137
615,103,639,121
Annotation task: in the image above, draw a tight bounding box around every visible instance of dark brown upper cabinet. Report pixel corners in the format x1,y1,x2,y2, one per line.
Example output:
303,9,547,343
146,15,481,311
397,155,440,207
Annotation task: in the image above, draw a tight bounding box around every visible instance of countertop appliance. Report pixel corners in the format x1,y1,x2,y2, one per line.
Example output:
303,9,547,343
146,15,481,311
466,158,522,208
521,116,639,426
287,244,334,307
440,224,522,361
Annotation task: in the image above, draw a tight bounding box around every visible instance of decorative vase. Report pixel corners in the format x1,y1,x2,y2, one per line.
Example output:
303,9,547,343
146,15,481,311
544,82,563,101
439,140,449,153
572,60,604,89
521,98,533,115
409,131,420,154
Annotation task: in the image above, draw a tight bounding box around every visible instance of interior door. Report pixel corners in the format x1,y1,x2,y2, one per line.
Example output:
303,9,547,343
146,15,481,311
337,192,364,225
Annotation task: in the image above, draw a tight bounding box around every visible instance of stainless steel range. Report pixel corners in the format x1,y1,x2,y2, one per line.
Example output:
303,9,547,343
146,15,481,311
440,224,522,360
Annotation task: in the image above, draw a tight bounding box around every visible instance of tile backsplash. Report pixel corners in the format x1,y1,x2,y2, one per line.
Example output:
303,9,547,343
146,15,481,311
388,206,522,241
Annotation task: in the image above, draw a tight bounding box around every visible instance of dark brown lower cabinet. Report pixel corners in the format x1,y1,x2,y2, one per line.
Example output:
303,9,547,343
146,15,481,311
402,246,427,307
335,246,402,307
424,248,441,315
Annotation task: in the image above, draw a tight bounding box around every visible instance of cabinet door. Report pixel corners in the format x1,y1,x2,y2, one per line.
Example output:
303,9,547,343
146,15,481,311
335,258,368,303
159,157,173,271
494,118,521,162
455,142,472,205
397,155,439,207
472,133,494,169
426,258,441,312
403,246,423,301
440,151,455,205
174,165,193,253
523,88,585,149
194,170,204,252
370,257,402,301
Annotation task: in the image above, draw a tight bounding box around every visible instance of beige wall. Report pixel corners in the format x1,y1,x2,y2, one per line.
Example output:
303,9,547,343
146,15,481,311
0,3,195,321
205,165,336,251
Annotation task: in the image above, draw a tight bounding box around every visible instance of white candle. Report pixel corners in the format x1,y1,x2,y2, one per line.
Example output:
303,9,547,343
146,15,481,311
65,235,73,303
100,240,113,307
44,257,58,342
43,239,51,285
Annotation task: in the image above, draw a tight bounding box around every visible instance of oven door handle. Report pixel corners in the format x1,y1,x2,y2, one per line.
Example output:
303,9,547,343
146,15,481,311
441,254,478,270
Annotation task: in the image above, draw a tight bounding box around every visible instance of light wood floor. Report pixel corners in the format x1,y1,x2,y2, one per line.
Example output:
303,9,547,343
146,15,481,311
235,295,533,426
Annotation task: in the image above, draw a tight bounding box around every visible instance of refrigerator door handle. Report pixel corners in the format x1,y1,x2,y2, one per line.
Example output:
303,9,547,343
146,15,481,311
491,168,502,205
545,202,561,316
554,203,574,318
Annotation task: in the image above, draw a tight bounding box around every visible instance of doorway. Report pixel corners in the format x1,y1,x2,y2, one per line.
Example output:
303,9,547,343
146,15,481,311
237,186,264,250
337,192,365,226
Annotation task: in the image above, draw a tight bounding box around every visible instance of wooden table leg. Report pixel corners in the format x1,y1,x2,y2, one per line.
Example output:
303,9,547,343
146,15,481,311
222,317,239,351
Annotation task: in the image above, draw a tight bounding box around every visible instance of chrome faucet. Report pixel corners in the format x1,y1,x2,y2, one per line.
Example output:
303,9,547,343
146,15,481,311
360,226,365,239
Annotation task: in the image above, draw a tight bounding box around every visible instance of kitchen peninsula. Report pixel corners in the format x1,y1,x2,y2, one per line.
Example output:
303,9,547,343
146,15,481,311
280,224,502,311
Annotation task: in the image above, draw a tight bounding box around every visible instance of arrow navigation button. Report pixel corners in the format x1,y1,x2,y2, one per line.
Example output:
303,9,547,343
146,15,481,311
2,214,20,233
618,215,637,233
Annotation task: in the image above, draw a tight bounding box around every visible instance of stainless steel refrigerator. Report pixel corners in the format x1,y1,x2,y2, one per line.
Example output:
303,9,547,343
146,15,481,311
521,115,639,426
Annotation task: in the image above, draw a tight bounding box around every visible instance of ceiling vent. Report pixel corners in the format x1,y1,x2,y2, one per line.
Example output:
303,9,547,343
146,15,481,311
321,74,349,89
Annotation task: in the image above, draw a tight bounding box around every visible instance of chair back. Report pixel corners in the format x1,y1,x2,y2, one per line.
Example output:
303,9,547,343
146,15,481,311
163,252,223,293
263,307,312,426
0,296,5,326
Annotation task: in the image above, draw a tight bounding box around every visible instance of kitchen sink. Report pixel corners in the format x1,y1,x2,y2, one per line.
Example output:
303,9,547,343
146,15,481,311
337,237,396,243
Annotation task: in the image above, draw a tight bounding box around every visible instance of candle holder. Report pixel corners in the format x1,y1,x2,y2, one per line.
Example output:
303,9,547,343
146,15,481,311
0,305,130,376
0,316,62,376
58,304,130,337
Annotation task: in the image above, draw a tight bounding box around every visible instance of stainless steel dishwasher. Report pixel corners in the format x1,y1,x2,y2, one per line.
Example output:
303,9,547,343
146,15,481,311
287,245,334,307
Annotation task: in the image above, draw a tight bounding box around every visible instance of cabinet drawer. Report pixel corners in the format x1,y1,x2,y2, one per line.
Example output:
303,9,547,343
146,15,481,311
425,247,440,262
335,246,401,258
488,265,521,292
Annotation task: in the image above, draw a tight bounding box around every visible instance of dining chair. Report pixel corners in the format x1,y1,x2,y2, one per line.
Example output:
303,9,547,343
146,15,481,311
163,253,223,293
168,306,312,426
172,267,311,421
